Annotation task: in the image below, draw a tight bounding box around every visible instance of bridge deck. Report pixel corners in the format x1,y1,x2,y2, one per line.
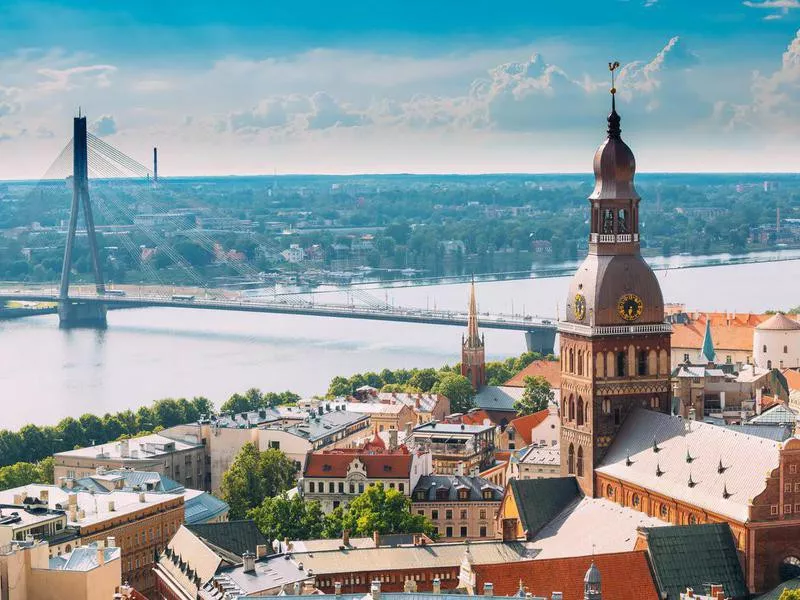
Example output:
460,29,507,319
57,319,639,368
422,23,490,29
0,292,556,332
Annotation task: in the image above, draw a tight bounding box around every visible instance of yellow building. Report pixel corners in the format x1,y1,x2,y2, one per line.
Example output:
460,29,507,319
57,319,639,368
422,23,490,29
0,538,121,600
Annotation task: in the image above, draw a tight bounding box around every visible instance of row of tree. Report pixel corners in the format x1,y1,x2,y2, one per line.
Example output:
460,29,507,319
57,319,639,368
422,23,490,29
0,397,213,468
0,457,54,491
219,389,301,415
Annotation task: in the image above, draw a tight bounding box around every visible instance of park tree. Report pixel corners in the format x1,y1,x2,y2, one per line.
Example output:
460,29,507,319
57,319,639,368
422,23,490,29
514,375,554,416
779,591,800,600
338,483,435,537
248,493,326,541
432,372,476,414
409,368,438,392
220,443,298,519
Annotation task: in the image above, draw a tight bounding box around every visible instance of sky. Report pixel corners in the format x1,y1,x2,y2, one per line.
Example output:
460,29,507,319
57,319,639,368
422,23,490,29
0,0,799,178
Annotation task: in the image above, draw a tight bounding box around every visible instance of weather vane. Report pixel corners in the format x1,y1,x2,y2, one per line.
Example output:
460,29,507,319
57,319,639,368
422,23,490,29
608,61,620,95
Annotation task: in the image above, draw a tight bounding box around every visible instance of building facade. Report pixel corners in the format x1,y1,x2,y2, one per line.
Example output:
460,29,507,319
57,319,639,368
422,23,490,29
411,475,502,540
301,436,432,513
411,423,495,475
753,313,800,370
53,434,208,492
558,88,672,495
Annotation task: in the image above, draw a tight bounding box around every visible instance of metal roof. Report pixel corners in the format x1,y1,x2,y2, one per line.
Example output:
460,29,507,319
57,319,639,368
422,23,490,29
413,475,503,502
49,543,120,571
597,409,780,522
184,490,230,525
473,386,523,412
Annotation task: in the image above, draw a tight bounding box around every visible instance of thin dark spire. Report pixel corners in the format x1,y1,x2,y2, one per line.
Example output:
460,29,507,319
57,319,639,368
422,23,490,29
607,60,621,140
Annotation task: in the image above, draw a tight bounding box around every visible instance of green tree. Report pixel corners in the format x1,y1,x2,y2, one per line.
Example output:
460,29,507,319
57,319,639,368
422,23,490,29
220,443,298,519
56,417,86,451
339,483,434,537
327,376,353,398
0,457,54,491
514,375,554,416
409,368,438,392
779,591,800,600
220,392,253,414
432,372,476,414
248,493,326,541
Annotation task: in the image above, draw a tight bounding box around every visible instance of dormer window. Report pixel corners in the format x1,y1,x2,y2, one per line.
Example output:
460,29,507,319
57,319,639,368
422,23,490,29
458,488,469,501
323,464,332,472
436,488,449,500
415,490,426,501
482,489,493,500
383,465,392,472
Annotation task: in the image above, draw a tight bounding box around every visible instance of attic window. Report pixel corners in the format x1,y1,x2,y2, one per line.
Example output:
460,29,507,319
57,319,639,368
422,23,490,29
323,464,332,472
458,488,469,500
436,488,449,500
383,465,392,472
482,490,493,500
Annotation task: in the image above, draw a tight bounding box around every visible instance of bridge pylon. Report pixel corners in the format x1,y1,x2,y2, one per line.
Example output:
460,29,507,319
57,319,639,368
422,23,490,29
58,115,107,328
525,328,556,355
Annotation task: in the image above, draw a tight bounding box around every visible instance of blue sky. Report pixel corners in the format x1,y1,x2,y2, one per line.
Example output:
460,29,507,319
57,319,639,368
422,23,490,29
1,1,799,177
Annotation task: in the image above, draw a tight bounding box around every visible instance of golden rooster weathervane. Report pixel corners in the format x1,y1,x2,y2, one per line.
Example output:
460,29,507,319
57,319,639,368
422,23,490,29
609,61,620,96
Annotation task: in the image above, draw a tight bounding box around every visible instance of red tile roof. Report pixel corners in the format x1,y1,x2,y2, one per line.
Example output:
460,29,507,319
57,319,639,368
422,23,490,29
304,449,413,478
669,312,795,352
782,368,800,392
509,409,551,446
505,360,561,389
473,551,659,600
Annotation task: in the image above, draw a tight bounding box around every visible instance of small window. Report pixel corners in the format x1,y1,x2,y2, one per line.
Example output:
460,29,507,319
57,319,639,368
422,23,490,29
339,482,344,493
763,345,768,353
606,484,615,499
269,441,280,450
791,464,798,474
445,509,453,520
785,346,789,354
349,483,355,494
688,514,697,524
726,355,732,364
329,482,335,493
479,526,487,537
771,505,779,515
460,509,468,520
794,482,800,492
398,483,404,493
683,353,690,363
479,509,487,519
786,504,793,514
660,504,668,518
786,483,793,492
432,510,439,520
446,526,453,538
418,510,425,516
632,494,640,507
460,526,468,537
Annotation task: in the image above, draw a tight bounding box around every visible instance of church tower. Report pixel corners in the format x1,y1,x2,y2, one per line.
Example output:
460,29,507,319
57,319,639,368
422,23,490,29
558,63,672,495
462,278,486,390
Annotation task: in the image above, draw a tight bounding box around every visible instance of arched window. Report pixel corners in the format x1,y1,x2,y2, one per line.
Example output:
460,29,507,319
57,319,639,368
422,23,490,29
577,350,584,376
650,396,660,410
569,395,575,421
660,504,669,519
606,484,614,499
763,345,768,353
617,352,627,377
637,350,647,376
617,209,628,234
785,345,789,354
688,514,697,525
569,349,575,373
576,446,584,477
781,557,800,582
768,360,773,370
576,398,584,426
602,398,611,414
568,444,575,474
632,493,640,508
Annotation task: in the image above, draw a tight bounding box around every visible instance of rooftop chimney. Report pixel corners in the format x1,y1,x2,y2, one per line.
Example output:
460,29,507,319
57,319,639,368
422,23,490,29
97,546,105,566
242,551,256,573
483,583,494,597
120,439,130,458
370,581,381,600
108,501,115,512
342,529,350,547
107,536,116,548
256,544,268,559
373,530,380,547
388,429,398,452
138,492,146,503
432,578,441,594
39,489,49,503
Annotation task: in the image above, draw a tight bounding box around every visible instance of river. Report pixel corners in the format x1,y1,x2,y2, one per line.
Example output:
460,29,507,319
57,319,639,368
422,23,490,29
1,256,798,430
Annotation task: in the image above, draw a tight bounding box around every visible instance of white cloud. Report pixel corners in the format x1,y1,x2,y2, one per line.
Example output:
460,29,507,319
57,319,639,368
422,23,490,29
36,64,117,92
743,0,800,19
90,114,117,137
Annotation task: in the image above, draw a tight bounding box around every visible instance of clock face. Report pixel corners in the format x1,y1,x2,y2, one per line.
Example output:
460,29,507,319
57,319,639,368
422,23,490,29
618,293,644,321
573,294,586,321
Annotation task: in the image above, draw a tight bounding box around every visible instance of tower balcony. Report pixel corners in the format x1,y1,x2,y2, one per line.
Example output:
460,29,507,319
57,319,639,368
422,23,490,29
590,233,639,243
558,321,672,337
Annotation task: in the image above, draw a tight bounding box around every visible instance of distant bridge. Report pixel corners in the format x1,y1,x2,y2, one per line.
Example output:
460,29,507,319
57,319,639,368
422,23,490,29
2,115,557,354
0,289,557,353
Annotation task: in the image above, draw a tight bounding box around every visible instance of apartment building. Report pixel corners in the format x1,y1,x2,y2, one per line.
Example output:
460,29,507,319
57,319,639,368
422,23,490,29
411,422,495,475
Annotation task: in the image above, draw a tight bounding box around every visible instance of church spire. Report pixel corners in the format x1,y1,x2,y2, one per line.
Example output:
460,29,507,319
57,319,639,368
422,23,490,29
699,316,716,364
607,61,621,140
466,275,481,347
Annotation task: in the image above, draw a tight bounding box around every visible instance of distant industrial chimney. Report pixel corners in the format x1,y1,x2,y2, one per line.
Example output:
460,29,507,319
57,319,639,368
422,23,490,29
153,147,158,183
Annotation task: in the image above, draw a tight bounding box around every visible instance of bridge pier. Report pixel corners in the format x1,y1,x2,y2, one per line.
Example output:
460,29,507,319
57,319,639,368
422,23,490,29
58,300,107,329
525,327,556,355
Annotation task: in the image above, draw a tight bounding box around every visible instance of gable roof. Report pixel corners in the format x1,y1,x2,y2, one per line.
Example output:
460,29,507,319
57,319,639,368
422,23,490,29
642,523,748,600
782,368,800,392
304,449,413,479
473,551,659,600
509,409,551,446
187,520,268,559
596,409,780,523
504,360,562,389
473,386,523,412
412,475,503,502
507,477,581,538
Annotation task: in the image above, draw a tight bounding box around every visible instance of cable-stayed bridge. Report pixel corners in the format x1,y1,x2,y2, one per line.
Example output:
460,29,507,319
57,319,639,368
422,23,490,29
0,116,557,353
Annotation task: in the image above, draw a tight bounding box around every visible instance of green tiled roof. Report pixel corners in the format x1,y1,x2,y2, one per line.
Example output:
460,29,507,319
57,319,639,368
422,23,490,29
757,577,800,600
643,523,748,599
508,477,580,538
187,520,268,559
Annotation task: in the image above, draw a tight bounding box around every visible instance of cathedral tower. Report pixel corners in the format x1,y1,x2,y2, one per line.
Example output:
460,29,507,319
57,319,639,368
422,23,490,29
462,278,486,390
558,63,672,494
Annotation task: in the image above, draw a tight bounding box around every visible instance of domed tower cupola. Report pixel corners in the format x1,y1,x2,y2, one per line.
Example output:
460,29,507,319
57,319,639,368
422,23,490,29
583,562,602,600
588,61,641,256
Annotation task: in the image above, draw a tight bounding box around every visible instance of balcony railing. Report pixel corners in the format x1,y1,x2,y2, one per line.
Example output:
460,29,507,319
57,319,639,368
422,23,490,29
590,233,638,244
558,321,672,336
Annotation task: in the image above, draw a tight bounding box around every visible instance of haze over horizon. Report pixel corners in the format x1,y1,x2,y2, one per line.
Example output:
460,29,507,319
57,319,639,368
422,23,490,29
1,1,800,179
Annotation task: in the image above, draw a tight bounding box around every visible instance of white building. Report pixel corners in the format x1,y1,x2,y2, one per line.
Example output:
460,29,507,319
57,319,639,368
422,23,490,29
753,313,800,370
281,244,305,263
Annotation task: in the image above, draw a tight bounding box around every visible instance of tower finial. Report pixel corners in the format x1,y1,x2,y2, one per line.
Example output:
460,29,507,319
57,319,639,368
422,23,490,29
607,61,621,139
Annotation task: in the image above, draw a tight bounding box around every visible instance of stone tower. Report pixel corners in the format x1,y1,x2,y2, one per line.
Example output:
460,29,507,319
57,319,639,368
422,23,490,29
462,278,486,390
558,68,672,495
